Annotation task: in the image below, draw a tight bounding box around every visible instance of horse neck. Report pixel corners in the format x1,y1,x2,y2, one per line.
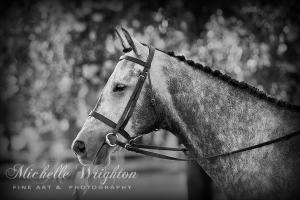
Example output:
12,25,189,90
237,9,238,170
152,52,300,186
158,55,299,155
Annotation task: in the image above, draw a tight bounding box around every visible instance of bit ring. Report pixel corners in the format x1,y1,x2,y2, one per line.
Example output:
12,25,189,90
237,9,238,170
105,132,118,147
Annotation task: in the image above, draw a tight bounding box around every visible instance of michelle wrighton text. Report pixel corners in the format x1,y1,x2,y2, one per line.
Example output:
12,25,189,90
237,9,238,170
5,164,137,184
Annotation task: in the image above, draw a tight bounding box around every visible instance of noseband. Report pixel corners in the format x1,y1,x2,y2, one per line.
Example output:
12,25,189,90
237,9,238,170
89,45,189,161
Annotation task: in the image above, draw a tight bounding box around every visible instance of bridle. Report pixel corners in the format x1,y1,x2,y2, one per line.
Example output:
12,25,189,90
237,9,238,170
89,45,189,161
88,44,300,162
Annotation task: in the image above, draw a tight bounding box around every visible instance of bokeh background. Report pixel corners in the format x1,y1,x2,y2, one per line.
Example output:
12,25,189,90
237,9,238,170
0,0,300,200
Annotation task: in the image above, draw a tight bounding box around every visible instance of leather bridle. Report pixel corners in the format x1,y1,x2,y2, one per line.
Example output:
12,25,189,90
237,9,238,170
88,44,300,162
89,45,189,161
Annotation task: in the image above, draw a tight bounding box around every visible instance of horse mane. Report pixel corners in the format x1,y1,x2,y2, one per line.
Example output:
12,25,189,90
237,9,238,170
155,48,300,111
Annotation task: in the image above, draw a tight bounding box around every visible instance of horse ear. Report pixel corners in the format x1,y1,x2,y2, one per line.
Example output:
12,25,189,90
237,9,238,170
121,27,140,56
114,27,131,52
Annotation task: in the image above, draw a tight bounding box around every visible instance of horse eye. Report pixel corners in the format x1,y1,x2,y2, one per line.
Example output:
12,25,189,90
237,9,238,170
113,84,127,92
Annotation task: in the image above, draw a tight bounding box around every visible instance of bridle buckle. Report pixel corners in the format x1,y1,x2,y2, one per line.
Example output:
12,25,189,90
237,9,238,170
139,74,146,79
124,143,131,150
105,132,118,147
129,135,143,145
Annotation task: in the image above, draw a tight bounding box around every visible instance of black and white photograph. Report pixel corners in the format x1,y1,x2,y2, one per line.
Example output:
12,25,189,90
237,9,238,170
0,0,300,200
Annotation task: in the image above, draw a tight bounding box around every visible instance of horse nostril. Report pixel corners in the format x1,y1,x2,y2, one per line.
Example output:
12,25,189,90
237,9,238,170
72,140,86,156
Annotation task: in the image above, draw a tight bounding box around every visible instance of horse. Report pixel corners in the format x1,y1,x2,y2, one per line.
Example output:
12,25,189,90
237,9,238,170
72,28,300,199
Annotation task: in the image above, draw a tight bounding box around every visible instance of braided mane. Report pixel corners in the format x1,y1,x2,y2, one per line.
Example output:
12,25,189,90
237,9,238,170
156,48,300,111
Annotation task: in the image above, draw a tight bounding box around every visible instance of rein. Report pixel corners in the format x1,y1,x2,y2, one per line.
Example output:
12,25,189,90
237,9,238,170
89,44,300,162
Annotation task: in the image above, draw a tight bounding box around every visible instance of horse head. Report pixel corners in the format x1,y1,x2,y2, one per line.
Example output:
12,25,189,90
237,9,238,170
71,28,165,165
